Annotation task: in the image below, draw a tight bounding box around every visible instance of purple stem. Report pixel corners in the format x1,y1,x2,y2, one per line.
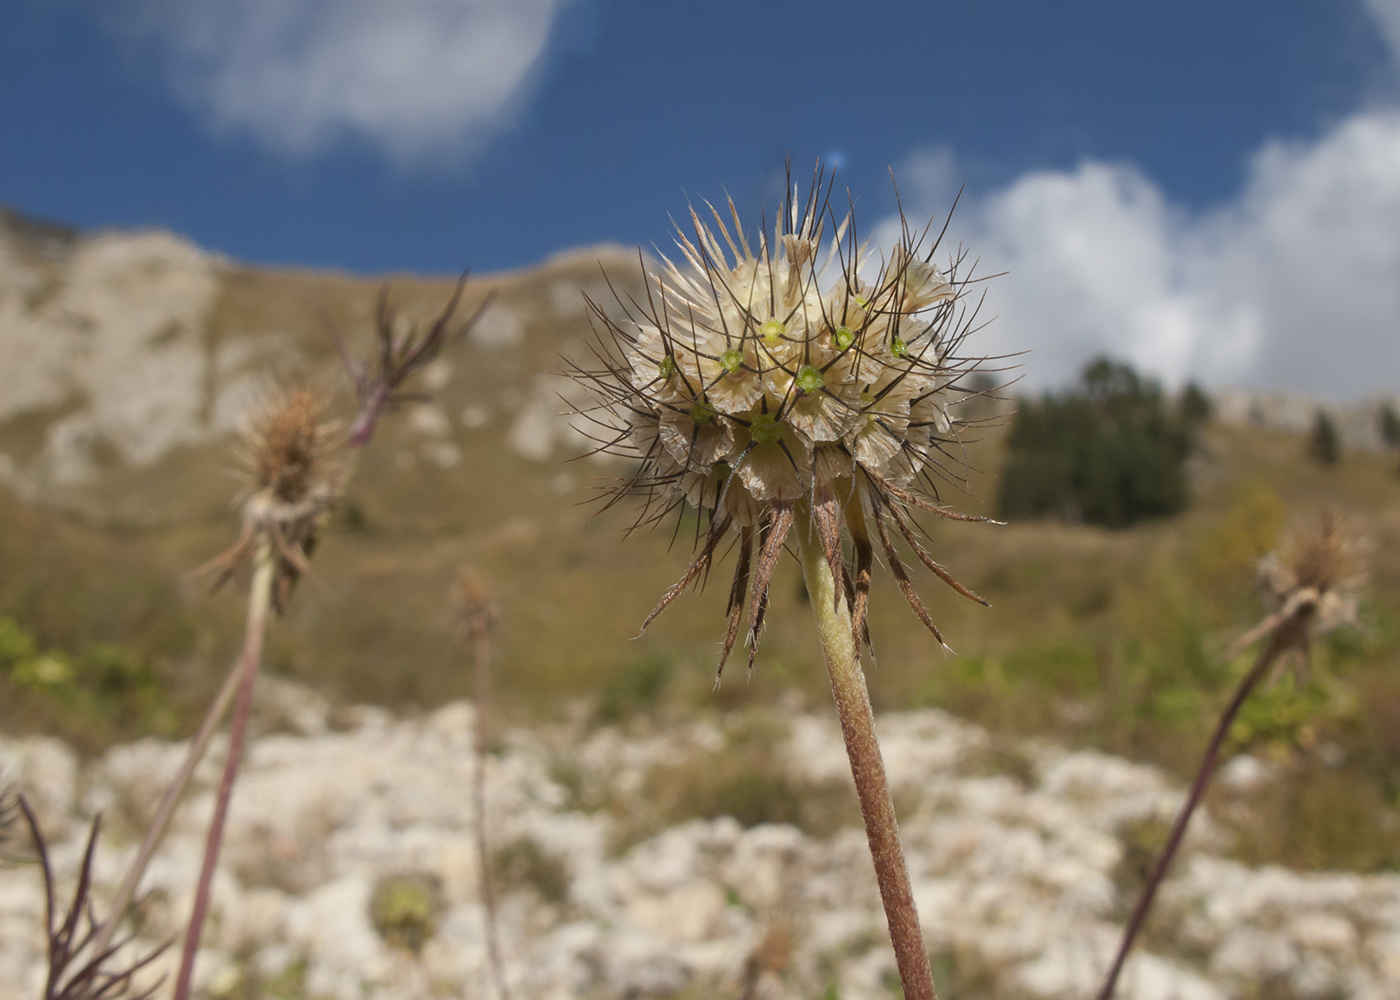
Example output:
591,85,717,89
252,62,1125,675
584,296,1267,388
171,548,273,1000
1097,624,1293,1000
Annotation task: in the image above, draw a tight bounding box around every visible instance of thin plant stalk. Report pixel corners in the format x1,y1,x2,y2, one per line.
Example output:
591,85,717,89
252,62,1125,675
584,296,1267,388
86,654,244,966
466,586,510,1000
172,542,275,1000
1096,621,1298,1000
796,504,937,1000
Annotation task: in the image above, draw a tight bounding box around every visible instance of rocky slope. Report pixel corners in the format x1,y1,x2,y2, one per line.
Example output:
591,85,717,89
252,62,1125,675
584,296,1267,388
3,690,1399,1000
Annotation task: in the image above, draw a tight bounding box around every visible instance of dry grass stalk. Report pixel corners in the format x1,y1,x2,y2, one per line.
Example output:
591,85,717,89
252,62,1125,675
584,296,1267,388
0,770,22,867
17,798,166,1000
568,161,1008,1000
326,272,490,447
171,543,275,1000
454,569,510,1000
1097,509,1368,1000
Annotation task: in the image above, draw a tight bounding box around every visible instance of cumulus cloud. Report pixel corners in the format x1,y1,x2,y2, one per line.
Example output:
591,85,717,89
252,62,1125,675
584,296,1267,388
119,0,571,163
883,12,1400,399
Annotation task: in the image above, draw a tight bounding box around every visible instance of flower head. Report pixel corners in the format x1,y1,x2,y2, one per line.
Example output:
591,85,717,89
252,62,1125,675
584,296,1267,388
570,165,1000,679
196,385,343,612
1230,508,1368,684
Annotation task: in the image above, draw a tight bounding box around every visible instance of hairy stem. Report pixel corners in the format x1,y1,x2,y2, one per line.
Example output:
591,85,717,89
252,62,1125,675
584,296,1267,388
1097,623,1296,1000
172,542,275,1000
86,650,245,967
796,504,936,1000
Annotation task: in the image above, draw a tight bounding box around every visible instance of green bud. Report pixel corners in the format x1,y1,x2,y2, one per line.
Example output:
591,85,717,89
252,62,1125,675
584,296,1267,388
659,355,677,380
761,318,785,343
833,325,855,350
749,412,782,444
891,336,909,359
720,348,745,374
690,400,715,426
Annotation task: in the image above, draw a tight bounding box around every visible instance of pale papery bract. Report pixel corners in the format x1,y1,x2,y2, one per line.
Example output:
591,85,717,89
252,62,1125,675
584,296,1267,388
569,166,1003,679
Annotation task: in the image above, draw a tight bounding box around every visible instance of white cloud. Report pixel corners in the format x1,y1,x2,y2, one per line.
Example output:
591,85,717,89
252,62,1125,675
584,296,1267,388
1363,0,1400,62
120,0,571,163
884,10,1400,400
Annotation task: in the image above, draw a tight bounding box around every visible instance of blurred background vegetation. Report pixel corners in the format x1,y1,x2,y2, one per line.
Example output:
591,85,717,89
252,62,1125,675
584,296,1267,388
0,247,1397,878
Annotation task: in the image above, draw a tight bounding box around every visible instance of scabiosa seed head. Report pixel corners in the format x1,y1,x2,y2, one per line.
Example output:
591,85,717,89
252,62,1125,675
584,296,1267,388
197,384,344,613
1230,509,1369,685
569,162,1003,680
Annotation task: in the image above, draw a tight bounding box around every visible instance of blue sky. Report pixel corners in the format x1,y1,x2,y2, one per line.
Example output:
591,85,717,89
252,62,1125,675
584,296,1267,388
3,0,1399,397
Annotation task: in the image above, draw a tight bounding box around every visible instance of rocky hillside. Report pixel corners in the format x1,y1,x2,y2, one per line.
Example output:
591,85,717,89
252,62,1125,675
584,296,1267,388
4,690,1400,1000
1,204,1399,899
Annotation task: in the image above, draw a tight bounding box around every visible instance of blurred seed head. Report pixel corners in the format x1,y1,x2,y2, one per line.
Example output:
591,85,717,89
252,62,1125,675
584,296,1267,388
243,386,333,503
1234,509,1369,684
452,567,499,644
1261,508,1367,633
568,162,1004,679
197,384,344,612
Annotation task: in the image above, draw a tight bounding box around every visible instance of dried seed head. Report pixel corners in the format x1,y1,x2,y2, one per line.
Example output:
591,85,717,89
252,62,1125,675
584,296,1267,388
248,388,328,503
1232,509,1369,684
569,163,1003,679
452,567,499,643
1259,509,1367,637
197,384,344,612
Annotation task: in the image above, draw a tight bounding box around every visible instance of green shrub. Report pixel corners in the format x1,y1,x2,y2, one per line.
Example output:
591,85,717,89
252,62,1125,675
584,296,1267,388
997,358,1195,527
1379,402,1400,449
0,616,166,730
1307,409,1341,466
593,653,673,724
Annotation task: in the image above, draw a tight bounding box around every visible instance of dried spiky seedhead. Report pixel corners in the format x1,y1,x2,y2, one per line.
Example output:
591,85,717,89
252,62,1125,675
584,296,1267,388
452,568,499,644
568,163,1003,680
247,387,327,503
195,385,343,612
1231,509,1369,683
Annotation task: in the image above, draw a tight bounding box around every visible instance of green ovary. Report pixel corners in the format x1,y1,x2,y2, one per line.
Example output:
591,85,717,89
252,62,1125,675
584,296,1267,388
749,412,783,444
891,336,909,358
833,326,855,350
721,348,745,374
659,355,677,380
761,318,785,344
796,366,826,394
690,400,715,426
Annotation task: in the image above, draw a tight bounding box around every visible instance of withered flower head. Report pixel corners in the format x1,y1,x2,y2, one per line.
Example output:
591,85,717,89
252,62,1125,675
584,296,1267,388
569,164,1000,680
197,385,343,612
452,567,499,644
1232,509,1368,684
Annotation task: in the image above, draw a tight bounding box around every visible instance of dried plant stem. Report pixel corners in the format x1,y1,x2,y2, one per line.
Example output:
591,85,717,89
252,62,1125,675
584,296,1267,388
1097,622,1297,1000
796,505,936,1000
172,542,275,1000
87,650,244,966
471,616,509,1000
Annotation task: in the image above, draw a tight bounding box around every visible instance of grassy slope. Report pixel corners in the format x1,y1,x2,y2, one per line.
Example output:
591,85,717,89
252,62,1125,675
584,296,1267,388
0,246,1397,870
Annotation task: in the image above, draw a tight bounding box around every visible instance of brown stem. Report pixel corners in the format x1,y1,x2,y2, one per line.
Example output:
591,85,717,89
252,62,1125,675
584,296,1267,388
471,615,510,1000
85,650,245,967
796,504,936,1000
172,543,275,1000
1096,623,1294,1000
